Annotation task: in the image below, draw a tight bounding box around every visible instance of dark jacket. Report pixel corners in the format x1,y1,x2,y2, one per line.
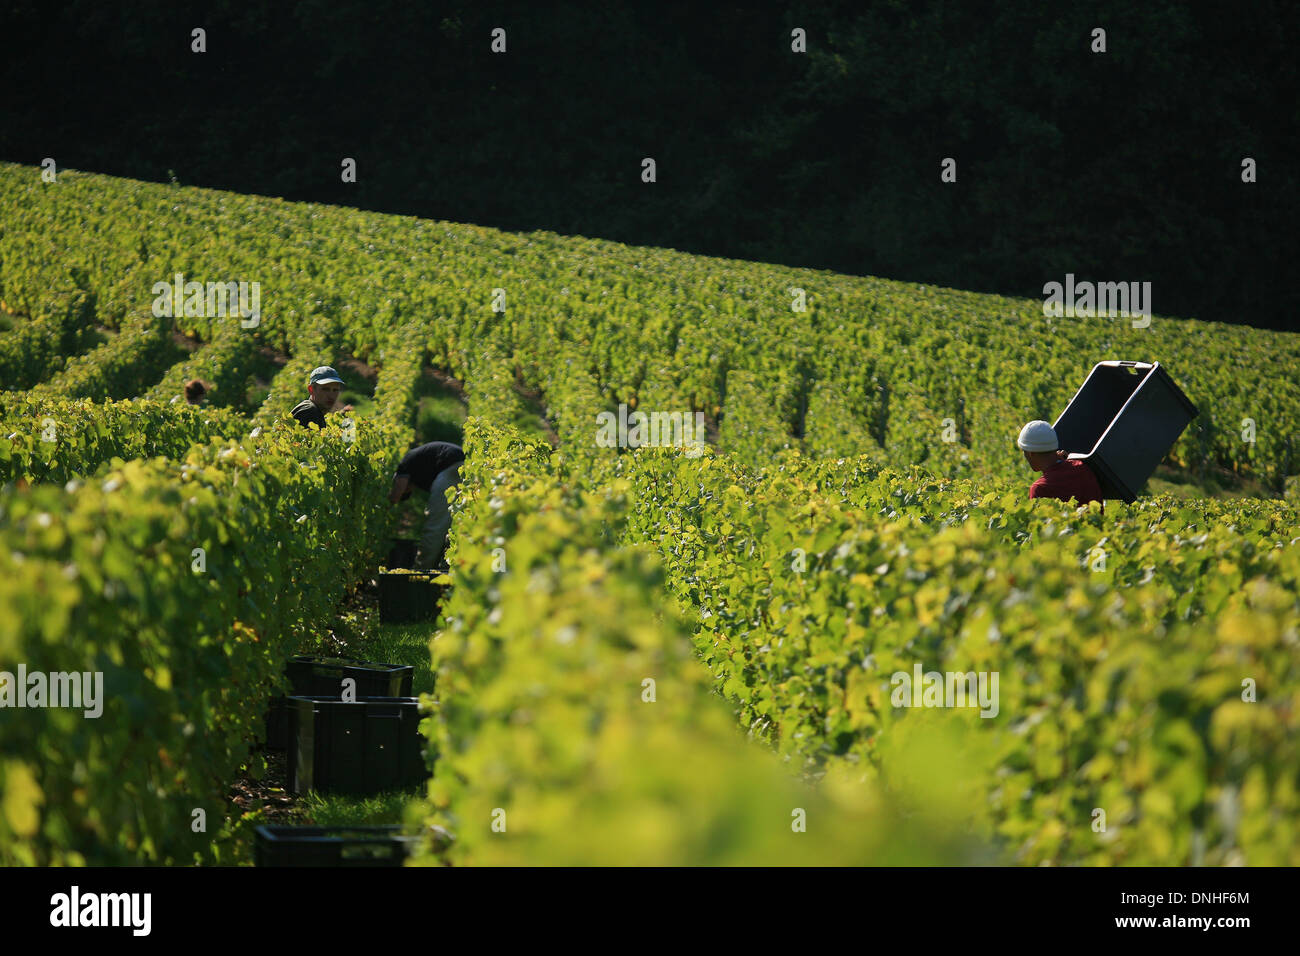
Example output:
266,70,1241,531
291,399,327,429
396,442,465,493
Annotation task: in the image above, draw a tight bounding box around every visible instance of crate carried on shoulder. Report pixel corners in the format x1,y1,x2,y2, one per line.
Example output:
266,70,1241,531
1053,360,1198,501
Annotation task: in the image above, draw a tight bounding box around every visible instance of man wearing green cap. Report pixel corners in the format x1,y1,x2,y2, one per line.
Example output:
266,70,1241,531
292,366,345,429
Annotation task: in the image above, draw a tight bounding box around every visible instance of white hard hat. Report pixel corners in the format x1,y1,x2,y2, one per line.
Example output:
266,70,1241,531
1017,420,1059,452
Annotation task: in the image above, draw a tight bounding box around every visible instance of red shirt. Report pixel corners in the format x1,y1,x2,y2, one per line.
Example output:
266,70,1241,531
1030,459,1104,507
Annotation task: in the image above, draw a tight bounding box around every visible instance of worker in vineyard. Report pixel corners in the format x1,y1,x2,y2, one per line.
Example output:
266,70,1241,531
387,440,465,569
292,366,345,429
1017,420,1104,508
184,378,208,405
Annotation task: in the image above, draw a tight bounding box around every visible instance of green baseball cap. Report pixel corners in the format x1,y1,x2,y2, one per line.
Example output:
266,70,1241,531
309,366,344,386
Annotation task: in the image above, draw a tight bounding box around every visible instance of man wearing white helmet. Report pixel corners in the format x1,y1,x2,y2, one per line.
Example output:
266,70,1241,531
1017,420,1103,507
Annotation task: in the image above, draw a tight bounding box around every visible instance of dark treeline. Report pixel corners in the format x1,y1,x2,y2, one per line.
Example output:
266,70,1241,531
1,0,1295,330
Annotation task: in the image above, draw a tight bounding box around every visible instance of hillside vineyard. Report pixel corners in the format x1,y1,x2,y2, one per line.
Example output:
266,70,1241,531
1,163,1297,866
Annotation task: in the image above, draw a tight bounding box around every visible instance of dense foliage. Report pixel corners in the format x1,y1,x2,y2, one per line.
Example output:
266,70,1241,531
0,419,403,864
0,396,251,486
412,417,994,865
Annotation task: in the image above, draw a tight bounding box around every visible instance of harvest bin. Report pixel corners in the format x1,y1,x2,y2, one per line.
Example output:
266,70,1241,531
286,656,414,697
386,537,419,568
378,570,445,623
1052,360,1198,502
253,825,420,867
287,695,428,795
263,657,415,751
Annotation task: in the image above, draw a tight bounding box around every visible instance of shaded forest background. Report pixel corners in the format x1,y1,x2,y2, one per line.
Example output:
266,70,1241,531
1,0,1295,330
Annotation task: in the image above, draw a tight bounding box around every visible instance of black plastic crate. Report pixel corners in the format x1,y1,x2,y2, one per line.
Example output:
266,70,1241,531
1052,361,1198,502
253,825,420,867
386,538,420,568
264,657,415,750
287,695,429,795
378,571,445,624
286,656,414,697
